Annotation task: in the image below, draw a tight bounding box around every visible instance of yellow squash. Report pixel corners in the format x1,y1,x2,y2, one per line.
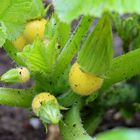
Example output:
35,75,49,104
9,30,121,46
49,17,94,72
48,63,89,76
69,63,103,96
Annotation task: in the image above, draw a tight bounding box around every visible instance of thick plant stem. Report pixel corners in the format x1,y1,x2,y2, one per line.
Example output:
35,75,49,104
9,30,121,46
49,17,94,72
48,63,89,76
0,88,35,107
52,16,93,79
60,101,94,140
103,48,140,89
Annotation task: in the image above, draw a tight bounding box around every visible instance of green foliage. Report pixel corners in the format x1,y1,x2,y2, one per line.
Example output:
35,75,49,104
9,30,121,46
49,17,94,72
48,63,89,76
52,16,93,80
110,13,140,52
96,128,140,140
53,0,140,22
78,14,113,77
103,48,140,89
0,88,35,107
18,39,57,74
38,100,62,124
29,0,45,20
0,0,44,46
0,0,32,40
45,14,71,48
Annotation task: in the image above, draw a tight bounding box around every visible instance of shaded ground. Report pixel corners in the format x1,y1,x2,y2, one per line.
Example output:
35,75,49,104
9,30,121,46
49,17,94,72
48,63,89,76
0,105,46,140
96,109,140,134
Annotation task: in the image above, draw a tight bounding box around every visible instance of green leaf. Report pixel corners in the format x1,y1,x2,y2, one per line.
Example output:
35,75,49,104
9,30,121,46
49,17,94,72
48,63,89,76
3,40,25,66
53,0,140,22
45,14,71,48
0,0,45,40
0,87,35,107
0,0,32,40
18,39,49,74
57,19,71,48
96,128,140,140
52,16,93,80
102,48,140,89
43,37,60,74
28,0,45,20
0,22,7,46
45,15,58,39
0,0,11,17
78,14,113,77
58,89,80,107
1,68,22,83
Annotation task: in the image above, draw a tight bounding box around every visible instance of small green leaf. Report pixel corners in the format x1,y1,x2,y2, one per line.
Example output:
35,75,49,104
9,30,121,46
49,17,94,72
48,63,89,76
57,18,71,48
28,0,45,20
18,39,49,74
38,100,62,124
45,14,71,48
78,14,113,77
45,14,58,39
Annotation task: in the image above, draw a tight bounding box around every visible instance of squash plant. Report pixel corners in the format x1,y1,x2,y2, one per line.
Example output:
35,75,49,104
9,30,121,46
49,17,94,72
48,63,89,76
0,0,140,140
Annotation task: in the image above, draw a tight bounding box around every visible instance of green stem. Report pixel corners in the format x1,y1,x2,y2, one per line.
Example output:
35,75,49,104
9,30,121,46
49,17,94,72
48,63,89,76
84,110,104,135
52,16,93,79
3,40,25,66
58,89,80,107
60,101,93,140
0,87,35,107
103,48,140,89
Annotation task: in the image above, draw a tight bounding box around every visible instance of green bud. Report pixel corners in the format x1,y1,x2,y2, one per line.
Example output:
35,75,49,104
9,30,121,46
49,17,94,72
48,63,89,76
1,67,30,83
38,100,62,125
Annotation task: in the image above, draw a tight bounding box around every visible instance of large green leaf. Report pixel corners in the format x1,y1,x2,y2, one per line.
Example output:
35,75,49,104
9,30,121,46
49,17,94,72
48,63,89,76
0,0,45,46
28,0,45,20
0,0,32,40
77,14,113,77
53,0,140,22
96,128,140,140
